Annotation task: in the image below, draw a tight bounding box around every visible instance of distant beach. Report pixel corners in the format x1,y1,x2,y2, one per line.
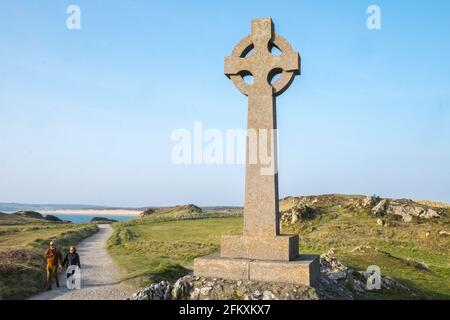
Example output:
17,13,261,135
40,209,142,216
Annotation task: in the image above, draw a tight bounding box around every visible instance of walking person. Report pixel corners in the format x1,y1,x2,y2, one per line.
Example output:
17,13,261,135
63,246,81,288
44,240,63,290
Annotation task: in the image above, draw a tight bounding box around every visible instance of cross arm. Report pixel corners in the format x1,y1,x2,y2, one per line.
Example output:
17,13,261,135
224,56,251,77
272,50,300,74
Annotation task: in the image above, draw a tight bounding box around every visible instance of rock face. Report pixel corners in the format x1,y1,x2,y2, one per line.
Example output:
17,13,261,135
129,249,411,301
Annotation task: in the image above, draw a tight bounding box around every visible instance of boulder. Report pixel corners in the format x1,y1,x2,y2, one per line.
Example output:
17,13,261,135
363,195,381,207
281,204,316,224
130,281,171,300
171,278,191,300
372,200,388,216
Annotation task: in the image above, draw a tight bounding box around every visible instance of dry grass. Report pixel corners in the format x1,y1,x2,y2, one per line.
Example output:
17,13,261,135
0,222,98,300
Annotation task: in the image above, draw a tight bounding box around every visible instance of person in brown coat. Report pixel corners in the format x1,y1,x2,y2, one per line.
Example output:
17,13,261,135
45,240,63,290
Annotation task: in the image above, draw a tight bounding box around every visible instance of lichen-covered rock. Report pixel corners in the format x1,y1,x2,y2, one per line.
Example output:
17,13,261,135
386,204,441,222
363,195,381,207
280,204,316,224
129,280,172,300
171,277,191,300
372,199,388,216
369,198,442,222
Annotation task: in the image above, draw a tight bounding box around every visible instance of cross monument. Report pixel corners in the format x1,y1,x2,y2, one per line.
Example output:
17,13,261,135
194,18,319,286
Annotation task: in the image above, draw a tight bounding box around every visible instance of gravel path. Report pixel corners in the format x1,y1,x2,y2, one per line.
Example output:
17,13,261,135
30,224,134,300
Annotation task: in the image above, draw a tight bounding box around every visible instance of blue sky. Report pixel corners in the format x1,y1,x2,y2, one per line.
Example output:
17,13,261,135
0,0,449,206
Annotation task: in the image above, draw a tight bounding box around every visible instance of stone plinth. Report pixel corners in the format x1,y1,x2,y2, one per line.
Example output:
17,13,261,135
194,253,320,287
220,234,299,261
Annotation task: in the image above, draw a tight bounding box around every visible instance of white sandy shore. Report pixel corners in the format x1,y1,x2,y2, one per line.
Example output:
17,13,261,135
40,209,141,216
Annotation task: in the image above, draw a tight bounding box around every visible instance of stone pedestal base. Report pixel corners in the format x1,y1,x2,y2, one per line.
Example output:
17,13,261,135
221,234,299,261
193,253,320,287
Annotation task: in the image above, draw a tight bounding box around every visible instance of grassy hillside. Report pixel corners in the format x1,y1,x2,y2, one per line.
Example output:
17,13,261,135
108,195,450,300
0,215,98,300
108,206,241,286
280,195,450,299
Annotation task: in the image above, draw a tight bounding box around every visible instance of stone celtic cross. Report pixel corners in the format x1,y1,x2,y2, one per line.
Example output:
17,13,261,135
194,18,319,286
225,18,300,240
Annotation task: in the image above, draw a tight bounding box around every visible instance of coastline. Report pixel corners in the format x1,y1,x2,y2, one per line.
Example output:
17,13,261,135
40,209,141,216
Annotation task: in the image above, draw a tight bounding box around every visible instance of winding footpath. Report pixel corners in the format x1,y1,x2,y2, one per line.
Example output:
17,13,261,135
30,224,134,300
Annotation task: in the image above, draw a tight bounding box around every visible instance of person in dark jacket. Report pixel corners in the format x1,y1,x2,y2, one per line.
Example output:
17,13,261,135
63,246,81,282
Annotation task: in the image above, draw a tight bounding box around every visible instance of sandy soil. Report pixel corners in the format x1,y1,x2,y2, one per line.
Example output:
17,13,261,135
29,224,134,300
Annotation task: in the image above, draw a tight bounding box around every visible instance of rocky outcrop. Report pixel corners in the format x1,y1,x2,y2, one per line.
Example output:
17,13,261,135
13,211,44,219
281,204,316,224
280,194,445,224
371,199,442,222
130,276,321,300
10,211,69,223
372,199,388,216
319,249,411,296
341,195,444,222
44,215,64,222
90,217,118,223
129,249,412,301
363,195,381,207
140,208,156,217
140,204,203,218
174,204,203,214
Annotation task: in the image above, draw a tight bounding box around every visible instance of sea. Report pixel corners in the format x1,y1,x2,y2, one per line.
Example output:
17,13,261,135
52,214,139,224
